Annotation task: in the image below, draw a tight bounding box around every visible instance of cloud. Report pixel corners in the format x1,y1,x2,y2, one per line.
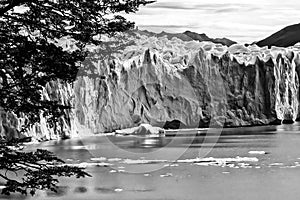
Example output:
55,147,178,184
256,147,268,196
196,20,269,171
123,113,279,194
139,24,199,31
148,2,257,11
214,8,239,13
127,0,300,43
147,2,191,10
140,25,194,28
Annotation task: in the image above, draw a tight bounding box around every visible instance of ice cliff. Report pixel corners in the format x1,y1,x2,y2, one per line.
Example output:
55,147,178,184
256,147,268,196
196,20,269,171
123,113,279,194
75,36,300,133
1,34,300,140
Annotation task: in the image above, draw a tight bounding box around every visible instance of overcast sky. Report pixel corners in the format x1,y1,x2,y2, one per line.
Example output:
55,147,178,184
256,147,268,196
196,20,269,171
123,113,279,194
126,0,300,43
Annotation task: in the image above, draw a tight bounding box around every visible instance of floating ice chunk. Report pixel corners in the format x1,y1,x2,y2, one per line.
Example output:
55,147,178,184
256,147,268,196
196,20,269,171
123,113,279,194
108,158,122,162
91,157,107,162
270,163,284,166
122,159,168,165
114,188,123,192
63,162,113,168
164,163,179,167
194,163,210,166
115,124,164,136
160,173,173,178
238,163,252,168
178,157,258,168
69,146,86,150
177,157,258,163
248,151,267,155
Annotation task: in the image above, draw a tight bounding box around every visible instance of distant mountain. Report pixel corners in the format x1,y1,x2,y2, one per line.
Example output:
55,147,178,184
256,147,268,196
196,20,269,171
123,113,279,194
129,29,236,47
182,31,236,47
256,23,300,47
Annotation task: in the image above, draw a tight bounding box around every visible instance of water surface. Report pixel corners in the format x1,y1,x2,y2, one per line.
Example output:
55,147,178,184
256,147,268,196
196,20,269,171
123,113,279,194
2,123,300,200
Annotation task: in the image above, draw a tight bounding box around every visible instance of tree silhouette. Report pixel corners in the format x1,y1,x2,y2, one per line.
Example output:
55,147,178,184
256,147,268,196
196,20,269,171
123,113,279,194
0,0,154,131
0,139,91,196
0,0,154,196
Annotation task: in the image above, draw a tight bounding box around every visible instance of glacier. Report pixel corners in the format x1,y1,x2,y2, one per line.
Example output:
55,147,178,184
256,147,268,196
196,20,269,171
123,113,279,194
1,34,300,140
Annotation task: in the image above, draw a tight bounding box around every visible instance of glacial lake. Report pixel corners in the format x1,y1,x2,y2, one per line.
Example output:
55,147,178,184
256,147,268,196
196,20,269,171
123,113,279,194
2,122,300,200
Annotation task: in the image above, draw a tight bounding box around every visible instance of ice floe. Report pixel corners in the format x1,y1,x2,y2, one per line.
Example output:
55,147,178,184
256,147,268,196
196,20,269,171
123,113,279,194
114,188,123,192
122,159,169,165
248,151,268,155
269,163,284,166
177,157,258,168
90,157,107,162
107,158,123,162
63,162,113,168
176,157,259,164
160,173,173,178
115,124,164,136
164,164,179,167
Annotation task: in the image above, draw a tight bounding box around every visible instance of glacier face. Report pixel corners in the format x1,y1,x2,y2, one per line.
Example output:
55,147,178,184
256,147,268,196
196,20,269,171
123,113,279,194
1,35,300,140
74,36,300,133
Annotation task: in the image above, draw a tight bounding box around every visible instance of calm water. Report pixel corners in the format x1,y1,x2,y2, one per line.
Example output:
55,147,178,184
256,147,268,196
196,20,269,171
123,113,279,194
2,123,300,200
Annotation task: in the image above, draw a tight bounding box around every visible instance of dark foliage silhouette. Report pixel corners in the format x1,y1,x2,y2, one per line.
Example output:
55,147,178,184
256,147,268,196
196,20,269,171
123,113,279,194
0,0,154,196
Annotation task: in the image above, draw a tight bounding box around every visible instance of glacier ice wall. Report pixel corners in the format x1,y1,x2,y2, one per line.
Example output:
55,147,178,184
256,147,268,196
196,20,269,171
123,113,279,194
74,37,300,133
1,35,300,139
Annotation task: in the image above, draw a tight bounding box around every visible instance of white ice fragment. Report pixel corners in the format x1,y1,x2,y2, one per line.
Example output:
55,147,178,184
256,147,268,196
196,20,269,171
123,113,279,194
115,124,164,136
108,158,122,162
91,157,107,162
270,163,284,166
69,146,86,150
160,173,173,178
63,162,113,168
194,163,210,166
114,188,123,192
248,151,267,155
122,159,168,165
95,163,113,167
177,157,259,163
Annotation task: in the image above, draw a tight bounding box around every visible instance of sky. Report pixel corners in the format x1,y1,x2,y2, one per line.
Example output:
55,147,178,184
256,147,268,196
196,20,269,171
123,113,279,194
125,0,300,43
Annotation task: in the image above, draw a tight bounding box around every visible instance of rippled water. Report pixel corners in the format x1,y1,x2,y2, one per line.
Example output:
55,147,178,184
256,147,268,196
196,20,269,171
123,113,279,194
2,123,300,200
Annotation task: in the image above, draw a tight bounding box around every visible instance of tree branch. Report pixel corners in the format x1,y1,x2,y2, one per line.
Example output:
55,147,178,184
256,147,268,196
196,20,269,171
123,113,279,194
0,0,32,16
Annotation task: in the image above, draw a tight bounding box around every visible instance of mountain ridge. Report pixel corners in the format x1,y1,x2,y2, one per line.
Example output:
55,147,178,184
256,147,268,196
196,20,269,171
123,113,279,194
257,23,300,47
128,29,237,47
